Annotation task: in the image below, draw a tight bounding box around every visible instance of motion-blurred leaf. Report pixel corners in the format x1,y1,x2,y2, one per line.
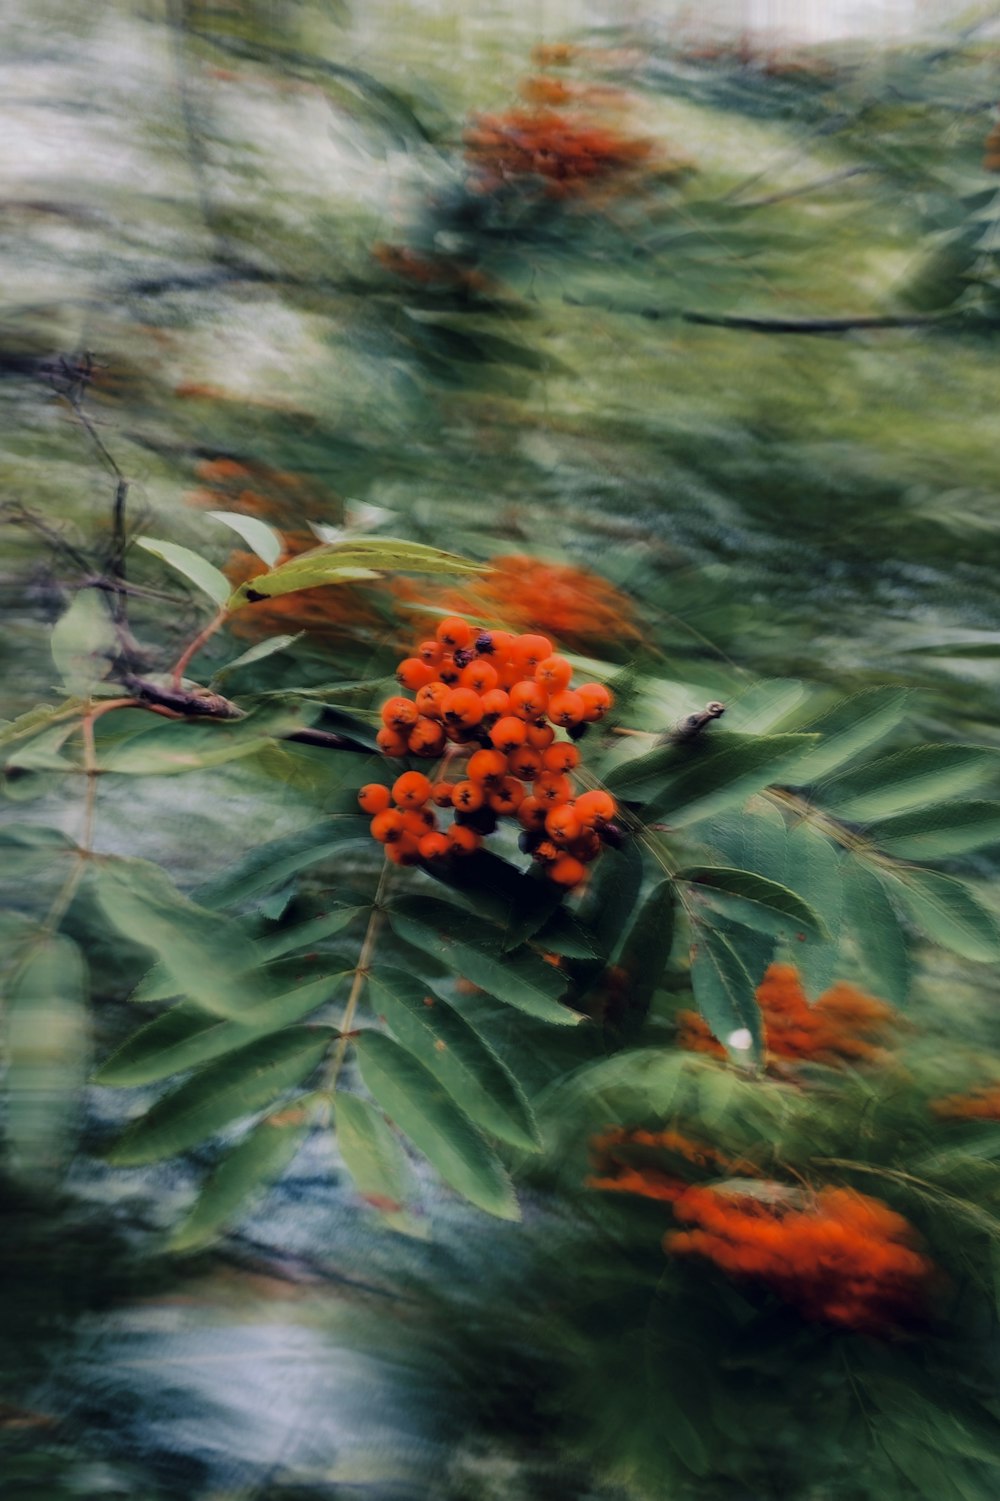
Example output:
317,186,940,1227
169,1108,309,1251
136,537,231,608
5,935,88,1178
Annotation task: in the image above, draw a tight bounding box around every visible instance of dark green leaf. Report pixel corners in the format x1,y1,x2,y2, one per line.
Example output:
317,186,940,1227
678,866,827,941
169,1108,309,1251
786,688,911,782
841,860,911,1006
818,745,1000,822
108,1027,331,1164
889,869,1000,964
193,817,373,909
609,732,817,827
865,801,1000,859
368,967,540,1151
689,929,762,1063
354,1030,519,1219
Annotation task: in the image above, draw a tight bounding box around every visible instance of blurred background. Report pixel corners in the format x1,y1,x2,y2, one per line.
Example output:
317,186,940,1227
3,2,1000,1498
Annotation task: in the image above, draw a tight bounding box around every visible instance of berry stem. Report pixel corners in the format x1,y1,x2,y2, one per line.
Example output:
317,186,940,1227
324,861,391,1097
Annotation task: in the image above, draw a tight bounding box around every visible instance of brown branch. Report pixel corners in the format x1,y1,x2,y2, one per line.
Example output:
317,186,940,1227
118,673,245,720
681,311,956,334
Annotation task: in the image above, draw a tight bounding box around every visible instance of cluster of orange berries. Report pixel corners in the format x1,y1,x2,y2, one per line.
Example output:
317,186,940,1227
358,615,617,886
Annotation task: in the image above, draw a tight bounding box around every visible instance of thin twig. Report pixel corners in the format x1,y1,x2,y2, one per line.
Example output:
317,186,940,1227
324,863,391,1098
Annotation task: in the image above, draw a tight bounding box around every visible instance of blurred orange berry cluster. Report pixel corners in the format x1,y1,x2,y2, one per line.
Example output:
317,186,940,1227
931,1084,1000,1121
464,107,653,197
359,614,616,887
394,554,639,654
676,963,895,1067
667,1186,932,1333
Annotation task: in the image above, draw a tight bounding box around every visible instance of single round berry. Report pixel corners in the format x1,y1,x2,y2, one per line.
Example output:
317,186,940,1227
437,654,461,685
396,658,433,691
525,720,555,750
357,783,391,814
386,835,421,866
578,683,613,721
508,745,543,781
376,726,410,757
407,717,446,757
535,655,573,692
447,824,481,855
575,789,616,827
437,616,473,650
475,632,494,654
509,681,549,721
489,776,524,816
467,748,507,785
402,808,436,836
548,854,587,887
417,640,443,666
490,715,528,753
534,771,573,806
546,805,582,843
419,831,451,861
546,689,585,728
392,771,432,808
518,796,548,830
568,830,602,862
461,659,499,694
452,779,485,812
512,633,553,671
479,688,510,723
415,681,448,720
370,809,404,843
442,687,484,729
542,742,580,774
432,780,456,807
381,696,419,730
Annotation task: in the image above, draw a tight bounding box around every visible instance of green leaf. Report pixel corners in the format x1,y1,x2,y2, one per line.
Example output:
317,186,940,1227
212,634,303,683
354,1030,519,1220
95,858,264,1019
784,821,843,996
5,935,89,1178
335,1091,415,1211
50,591,115,697
193,817,373,909
818,745,1000,822
95,974,346,1085
865,801,1000,859
888,869,1000,964
108,1027,331,1165
368,968,540,1151
786,688,911,782
387,896,580,1026
169,1108,309,1252
100,721,276,775
841,860,911,1006
603,880,676,1045
207,510,283,567
608,733,817,827
678,867,828,941
136,537,231,608
689,929,762,1063
228,537,488,609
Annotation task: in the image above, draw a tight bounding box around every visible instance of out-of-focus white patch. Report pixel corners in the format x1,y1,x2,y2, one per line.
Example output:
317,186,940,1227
727,1028,753,1052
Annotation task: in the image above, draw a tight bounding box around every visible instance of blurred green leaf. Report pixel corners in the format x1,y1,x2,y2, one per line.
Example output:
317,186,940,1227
354,1030,519,1220
689,928,762,1064
50,591,115,697
865,801,1000,859
889,868,1000,964
207,510,283,566
136,537,231,608
608,732,816,827
228,537,488,608
788,688,911,782
841,859,911,1006
5,934,88,1178
368,967,540,1151
818,745,1000,822
335,1090,415,1211
169,1107,310,1252
679,866,827,941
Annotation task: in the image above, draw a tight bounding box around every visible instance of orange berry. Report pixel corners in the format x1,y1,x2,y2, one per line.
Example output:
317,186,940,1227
417,640,443,666
396,657,433,691
518,796,548,830
535,655,573,692
496,660,522,691
415,681,449,719
386,835,421,865
512,633,553,671
508,745,543,781
402,808,436,836
548,854,587,887
467,748,507,785
534,771,573,806
437,616,473,650
546,805,582,843
534,839,560,864
376,726,410,757
567,830,602,862
575,789,615,826
452,779,485,812
509,680,548,720
479,688,511,722
432,780,455,807
542,742,580,774
525,720,555,750
578,683,613,721
490,715,528,752
357,783,391,814
447,824,481,855
407,717,445,757
418,831,450,860
547,689,585,728
438,654,461,685
392,771,432,808
381,695,419,730
442,687,484,729
489,776,524,816
370,809,405,843
461,659,499,694
487,630,517,657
